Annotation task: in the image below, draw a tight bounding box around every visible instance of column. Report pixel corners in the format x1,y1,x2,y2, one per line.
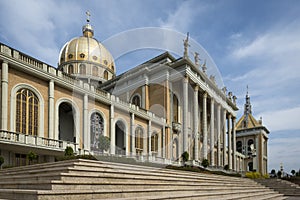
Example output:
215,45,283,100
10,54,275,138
162,126,166,159
203,92,208,159
142,85,146,109
228,114,232,170
217,104,221,166
146,120,151,157
131,113,135,156
210,98,215,166
48,80,54,139
232,117,237,171
194,85,199,160
83,94,89,151
110,105,115,154
223,110,227,166
1,61,8,130
182,77,188,153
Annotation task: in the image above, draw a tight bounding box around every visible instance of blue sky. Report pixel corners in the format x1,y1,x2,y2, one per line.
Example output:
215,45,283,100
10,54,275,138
0,0,300,173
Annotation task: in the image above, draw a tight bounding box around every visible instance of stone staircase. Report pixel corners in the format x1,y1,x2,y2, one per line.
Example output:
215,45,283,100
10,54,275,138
0,159,286,200
255,178,300,198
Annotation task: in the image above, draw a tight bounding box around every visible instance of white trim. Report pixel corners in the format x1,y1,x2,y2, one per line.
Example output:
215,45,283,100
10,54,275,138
55,98,80,143
10,83,45,137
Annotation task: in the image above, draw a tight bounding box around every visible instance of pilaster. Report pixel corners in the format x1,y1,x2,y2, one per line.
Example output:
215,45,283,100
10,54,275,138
210,98,215,166
217,104,221,166
203,92,208,159
232,117,237,171
193,85,199,160
1,61,8,130
182,77,189,153
110,105,115,154
48,80,55,139
228,114,232,169
83,94,88,150
223,110,227,166
131,113,135,156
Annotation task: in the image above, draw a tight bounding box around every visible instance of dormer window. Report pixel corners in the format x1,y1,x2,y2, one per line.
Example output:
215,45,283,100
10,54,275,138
68,54,73,59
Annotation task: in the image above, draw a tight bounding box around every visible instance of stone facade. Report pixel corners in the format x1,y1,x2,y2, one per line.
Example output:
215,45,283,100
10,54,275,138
0,22,251,172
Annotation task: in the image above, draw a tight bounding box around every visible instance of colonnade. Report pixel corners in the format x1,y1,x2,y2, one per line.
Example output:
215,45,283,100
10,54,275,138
181,76,237,170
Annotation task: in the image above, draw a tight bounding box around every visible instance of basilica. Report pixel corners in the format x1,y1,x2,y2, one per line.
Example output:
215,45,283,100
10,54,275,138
0,17,269,174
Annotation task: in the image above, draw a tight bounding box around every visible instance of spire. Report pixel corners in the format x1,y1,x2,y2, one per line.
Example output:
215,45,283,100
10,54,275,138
82,11,94,38
244,86,252,115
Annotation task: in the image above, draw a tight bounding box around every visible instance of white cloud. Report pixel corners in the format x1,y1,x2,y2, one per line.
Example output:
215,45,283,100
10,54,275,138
158,1,205,32
268,135,300,173
258,106,300,132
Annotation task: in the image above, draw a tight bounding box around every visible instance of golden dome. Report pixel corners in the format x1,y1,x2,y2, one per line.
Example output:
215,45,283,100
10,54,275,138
58,18,115,84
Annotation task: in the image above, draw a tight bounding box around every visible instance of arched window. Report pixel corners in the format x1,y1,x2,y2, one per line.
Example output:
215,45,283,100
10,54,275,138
90,112,104,151
79,64,86,74
104,70,108,80
68,65,74,74
173,94,179,122
131,95,141,107
237,141,242,153
151,132,158,152
16,88,39,136
135,126,143,154
92,66,98,76
247,139,254,155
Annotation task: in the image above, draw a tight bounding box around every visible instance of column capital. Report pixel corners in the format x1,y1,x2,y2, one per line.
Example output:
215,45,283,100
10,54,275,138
183,76,189,83
194,84,199,91
203,92,208,98
211,97,215,103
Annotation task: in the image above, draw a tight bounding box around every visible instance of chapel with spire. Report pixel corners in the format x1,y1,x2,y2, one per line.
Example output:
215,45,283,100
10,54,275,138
236,87,270,174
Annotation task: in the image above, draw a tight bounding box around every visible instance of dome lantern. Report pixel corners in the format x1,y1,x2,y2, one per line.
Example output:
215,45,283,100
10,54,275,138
82,11,94,38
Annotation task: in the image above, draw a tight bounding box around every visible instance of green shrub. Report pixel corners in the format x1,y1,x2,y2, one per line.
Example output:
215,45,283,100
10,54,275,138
27,151,38,165
245,171,261,179
181,151,189,162
99,135,110,151
201,159,209,168
64,146,74,157
263,173,270,179
224,164,229,170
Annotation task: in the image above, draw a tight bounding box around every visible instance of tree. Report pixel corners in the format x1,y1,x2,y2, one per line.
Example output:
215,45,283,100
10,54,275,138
277,170,282,178
64,146,74,157
201,159,209,168
224,164,229,170
0,156,4,169
291,169,296,176
181,151,189,162
27,151,37,165
99,135,110,151
271,169,276,175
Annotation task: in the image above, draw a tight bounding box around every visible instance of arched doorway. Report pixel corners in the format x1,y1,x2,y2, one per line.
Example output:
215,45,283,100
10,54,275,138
115,121,125,155
59,102,75,142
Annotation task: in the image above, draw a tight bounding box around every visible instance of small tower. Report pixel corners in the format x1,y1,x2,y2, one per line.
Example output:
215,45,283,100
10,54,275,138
235,86,270,175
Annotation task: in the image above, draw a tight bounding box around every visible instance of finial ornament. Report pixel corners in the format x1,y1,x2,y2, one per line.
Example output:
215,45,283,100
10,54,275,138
194,52,200,66
86,11,91,23
183,32,190,58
